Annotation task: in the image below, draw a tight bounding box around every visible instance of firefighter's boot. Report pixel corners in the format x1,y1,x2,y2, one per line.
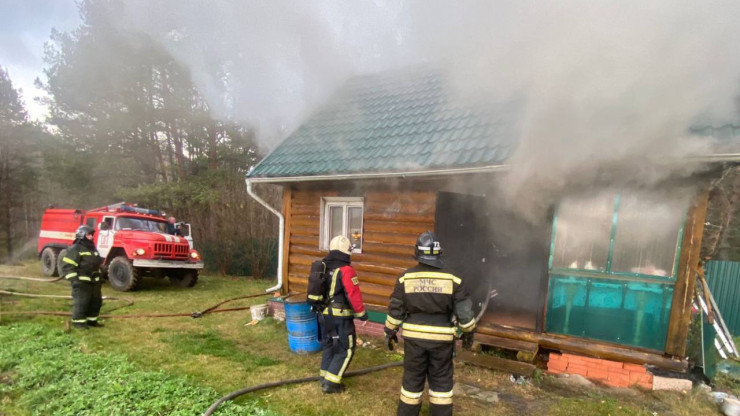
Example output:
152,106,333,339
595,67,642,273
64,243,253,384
321,381,345,394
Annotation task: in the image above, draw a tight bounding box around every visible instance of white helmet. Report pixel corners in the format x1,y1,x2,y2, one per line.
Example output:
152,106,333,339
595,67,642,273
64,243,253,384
329,235,352,255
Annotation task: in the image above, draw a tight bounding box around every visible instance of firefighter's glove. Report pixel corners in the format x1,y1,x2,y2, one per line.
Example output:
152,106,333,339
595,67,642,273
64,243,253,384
358,312,369,322
384,327,399,351
309,302,323,314
461,331,475,351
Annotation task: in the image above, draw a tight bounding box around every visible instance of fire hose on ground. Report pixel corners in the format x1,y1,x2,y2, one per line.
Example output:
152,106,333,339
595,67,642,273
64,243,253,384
0,273,293,320
202,361,404,416
0,290,277,320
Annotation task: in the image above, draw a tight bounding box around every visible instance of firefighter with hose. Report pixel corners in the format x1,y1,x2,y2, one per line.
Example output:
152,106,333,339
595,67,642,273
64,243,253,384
60,225,105,329
385,231,476,416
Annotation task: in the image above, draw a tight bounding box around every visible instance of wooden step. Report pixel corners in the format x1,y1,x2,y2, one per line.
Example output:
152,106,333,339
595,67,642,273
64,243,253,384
456,350,536,377
474,332,539,355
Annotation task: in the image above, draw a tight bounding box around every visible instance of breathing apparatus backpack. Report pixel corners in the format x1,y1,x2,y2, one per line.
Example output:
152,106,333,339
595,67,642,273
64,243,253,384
307,260,329,310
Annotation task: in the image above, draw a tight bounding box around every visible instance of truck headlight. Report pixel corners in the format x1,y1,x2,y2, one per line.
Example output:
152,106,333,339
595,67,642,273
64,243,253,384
135,248,146,256
190,250,201,260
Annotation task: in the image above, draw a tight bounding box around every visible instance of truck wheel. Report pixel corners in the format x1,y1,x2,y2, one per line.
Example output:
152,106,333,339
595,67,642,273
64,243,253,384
107,256,140,291
41,247,60,277
56,249,68,278
169,270,198,288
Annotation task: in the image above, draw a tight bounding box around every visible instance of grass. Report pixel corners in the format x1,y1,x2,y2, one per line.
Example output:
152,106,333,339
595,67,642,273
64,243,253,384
0,261,726,415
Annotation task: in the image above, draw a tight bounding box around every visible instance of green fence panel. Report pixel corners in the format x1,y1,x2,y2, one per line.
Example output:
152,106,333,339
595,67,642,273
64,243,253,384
546,274,674,351
705,261,740,337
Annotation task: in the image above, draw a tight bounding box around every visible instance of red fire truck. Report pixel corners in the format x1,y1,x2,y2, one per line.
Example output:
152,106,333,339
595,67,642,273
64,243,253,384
37,202,203,291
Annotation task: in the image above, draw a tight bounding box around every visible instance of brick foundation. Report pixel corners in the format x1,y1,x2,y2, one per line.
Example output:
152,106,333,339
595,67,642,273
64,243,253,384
548,352,653,389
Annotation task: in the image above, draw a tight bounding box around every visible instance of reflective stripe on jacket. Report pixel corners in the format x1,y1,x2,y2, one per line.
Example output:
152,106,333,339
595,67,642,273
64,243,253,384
385,263,475,342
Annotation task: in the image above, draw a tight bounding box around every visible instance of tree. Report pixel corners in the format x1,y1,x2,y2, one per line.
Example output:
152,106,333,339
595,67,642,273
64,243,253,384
0,67,43,262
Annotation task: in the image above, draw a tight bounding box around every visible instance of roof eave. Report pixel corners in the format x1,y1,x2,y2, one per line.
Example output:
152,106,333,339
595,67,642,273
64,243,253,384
245,164,510,184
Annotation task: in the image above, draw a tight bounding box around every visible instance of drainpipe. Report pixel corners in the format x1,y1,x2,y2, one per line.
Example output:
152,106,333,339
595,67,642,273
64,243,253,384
245,179,284,293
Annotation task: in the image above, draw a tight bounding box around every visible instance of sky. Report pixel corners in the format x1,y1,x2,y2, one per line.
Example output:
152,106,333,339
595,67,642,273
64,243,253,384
0,0,80,121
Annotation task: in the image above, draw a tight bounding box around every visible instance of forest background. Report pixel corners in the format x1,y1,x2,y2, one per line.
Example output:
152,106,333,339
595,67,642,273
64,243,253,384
0,1,279,277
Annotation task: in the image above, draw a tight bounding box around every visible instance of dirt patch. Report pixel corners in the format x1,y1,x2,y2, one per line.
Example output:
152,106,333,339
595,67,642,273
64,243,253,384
0,371,16,385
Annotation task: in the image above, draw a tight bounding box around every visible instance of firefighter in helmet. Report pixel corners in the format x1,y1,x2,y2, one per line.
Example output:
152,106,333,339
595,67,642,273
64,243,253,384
385,231,476,416
60,225,104,329
318,235,368,394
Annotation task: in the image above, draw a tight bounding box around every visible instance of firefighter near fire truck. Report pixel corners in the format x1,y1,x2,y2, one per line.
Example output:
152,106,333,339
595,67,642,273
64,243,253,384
38,202,204,291
384,231,476,416
60,225,104,329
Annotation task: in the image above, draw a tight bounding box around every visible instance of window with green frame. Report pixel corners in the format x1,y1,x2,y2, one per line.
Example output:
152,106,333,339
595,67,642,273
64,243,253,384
550,191,686,280
545,190,689,351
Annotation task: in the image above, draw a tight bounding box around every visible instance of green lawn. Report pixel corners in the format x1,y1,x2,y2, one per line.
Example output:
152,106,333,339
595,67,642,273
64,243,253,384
0,262,725,415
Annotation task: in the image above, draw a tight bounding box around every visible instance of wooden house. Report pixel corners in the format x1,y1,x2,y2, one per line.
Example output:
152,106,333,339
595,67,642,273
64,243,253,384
247,68,736,381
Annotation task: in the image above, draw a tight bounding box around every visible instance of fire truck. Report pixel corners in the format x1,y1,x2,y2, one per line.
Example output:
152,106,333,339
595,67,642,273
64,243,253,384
37,202,204,291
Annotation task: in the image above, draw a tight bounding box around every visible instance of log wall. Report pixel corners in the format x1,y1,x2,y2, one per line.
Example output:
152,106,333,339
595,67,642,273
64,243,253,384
284,187,436,307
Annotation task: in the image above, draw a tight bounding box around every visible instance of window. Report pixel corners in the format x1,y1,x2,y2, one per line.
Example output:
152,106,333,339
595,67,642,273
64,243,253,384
114,216,167,232
550,191,687,279
321,198,364,252
85,218,96,228
610,194,685,278
551,192,614,271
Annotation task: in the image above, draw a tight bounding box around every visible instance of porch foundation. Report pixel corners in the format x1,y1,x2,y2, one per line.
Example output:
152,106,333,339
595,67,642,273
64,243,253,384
548,352,654,389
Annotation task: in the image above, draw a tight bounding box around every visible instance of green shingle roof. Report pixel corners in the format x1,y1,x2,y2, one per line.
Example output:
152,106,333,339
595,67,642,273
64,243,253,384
247,68,519,179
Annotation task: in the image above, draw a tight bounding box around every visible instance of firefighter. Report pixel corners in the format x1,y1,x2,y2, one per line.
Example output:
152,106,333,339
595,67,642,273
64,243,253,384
60,225,104,329
318,235,368,394
385,231,476,416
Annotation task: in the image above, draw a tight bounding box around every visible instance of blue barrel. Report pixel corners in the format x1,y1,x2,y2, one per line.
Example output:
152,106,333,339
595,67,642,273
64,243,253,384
285,301,322,354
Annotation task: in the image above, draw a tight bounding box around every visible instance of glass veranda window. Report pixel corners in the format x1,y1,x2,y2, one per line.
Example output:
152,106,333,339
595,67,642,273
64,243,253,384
610,193,686,278
551,192,614,271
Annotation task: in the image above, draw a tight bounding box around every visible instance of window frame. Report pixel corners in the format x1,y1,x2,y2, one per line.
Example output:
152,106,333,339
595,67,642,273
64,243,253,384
319,197,364,253
548,193,686,282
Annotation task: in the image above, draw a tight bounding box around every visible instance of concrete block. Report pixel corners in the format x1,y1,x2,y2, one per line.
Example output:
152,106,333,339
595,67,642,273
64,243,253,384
652,375,691,392
722,397,740,416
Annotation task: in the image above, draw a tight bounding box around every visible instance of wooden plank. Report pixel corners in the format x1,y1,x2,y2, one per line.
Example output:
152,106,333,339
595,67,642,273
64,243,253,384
357,281,393,298
292,215,320,227
353,252,417,268
361,293,390,307
355,271,398,286
291,225,319,237
289,253,315,267
455,350,536,377
291,205,320,216
366,191,436,205
291,190,336,204
364,231,419,245
365,202,435,217
353,261,406,276
364,220,434,235
475,321,688,372
291,245,324,257
665,191,709,356
474,333,539,355
364,211,436,224
281,188,292,294
363,241,415,257
290,234,318,247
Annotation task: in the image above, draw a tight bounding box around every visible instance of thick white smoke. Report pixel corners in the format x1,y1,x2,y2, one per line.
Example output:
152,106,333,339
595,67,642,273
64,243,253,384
112,0,740,218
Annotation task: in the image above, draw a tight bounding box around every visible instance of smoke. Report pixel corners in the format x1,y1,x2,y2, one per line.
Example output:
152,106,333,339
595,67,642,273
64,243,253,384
108,1,740,217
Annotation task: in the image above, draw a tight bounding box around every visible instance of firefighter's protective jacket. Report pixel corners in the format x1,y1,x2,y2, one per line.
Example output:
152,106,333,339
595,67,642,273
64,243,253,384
61,238,103,283
385,263,475,342
321,251,367,319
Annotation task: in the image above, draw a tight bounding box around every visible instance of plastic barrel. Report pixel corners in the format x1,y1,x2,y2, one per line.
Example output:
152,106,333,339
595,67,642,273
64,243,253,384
284,301,322,354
